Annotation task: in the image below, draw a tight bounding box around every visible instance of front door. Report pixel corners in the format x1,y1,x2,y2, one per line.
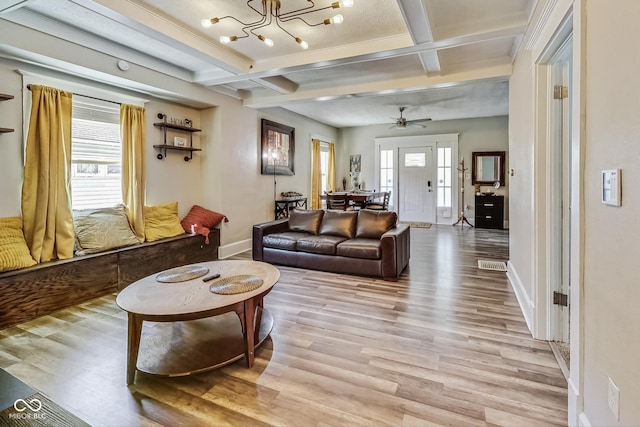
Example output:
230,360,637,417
398,146,435,222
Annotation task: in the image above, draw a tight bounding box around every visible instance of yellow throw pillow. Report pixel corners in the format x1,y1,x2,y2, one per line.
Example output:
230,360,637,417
144,202,185,242
0,216,37,272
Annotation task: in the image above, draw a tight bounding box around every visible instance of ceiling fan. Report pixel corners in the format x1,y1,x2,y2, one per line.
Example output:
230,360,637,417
390,107,432,129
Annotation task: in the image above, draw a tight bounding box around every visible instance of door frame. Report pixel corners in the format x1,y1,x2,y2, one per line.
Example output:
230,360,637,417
529,4,586,425
374,134,459,224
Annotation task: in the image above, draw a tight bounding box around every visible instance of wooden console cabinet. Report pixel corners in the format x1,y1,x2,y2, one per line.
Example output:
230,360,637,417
475,195,504,229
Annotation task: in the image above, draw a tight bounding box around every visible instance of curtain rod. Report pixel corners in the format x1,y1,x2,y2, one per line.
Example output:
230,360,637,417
26,84,121,106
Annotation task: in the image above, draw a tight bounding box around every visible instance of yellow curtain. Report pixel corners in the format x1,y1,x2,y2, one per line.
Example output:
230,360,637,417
120,104,146,241
310,138,322,209
328,142,336,192
22,85,74,262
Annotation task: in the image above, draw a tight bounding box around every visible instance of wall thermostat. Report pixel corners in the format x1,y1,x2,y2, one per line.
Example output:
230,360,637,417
602,169,621,206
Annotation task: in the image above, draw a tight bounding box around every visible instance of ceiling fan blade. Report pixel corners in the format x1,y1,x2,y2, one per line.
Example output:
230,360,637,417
406,118,432,124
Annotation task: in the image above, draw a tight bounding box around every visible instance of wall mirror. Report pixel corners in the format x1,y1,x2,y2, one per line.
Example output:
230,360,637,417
472,151,506,186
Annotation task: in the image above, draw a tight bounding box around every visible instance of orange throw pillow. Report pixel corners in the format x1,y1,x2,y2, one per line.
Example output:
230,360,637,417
180,205,228,244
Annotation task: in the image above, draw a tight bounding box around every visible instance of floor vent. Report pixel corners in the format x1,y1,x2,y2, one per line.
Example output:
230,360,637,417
478,260,507,272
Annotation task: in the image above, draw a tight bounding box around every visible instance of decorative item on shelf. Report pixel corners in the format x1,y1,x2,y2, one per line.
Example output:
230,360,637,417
201,0,354,51
342,177,347,191
453,157,473,228
173,136,187,147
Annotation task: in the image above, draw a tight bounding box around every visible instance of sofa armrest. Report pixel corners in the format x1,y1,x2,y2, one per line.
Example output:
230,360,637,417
380,224,411,281
252,219,290,261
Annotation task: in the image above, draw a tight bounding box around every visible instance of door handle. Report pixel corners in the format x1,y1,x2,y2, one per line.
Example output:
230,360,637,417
427,180,432,192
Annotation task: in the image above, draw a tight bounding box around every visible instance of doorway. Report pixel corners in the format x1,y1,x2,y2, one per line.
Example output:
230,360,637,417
397,145,436,223
549,37,573,375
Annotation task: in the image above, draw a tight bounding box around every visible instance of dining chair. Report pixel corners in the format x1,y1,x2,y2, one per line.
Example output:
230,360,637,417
364,191,390,210
326,193,351,210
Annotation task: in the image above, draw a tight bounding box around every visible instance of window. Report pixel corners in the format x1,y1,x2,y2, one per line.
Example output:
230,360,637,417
437,147,452,216
320,144,329,194
380,149,393,208
71,96,122,210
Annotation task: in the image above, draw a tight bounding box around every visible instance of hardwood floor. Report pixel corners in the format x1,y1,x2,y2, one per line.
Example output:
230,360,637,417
0,225,567,426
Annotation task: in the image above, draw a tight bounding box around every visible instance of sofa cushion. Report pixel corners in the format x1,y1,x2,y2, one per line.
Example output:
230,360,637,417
73,204,141,256
288,209,324,235
356,209,398,239
297,235,348,255
0,216,37,272
318,210,358,238
144,202,186,242
337,238,382,260
263,231,310,251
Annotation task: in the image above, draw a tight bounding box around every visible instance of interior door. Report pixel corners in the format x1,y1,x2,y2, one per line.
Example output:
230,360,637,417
398,146,435,222
551,39,572,346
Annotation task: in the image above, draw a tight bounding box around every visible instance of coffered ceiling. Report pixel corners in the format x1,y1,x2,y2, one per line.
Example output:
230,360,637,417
0,0,536,127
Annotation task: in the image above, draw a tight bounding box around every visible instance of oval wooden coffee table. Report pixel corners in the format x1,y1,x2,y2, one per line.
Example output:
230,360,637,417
116,260,280,384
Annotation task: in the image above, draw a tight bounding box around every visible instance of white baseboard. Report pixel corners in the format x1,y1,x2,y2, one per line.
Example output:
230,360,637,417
218,238,252,259
568,377,588,426
506,261,534,333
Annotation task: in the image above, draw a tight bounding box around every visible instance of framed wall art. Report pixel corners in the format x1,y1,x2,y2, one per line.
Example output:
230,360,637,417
261,119,295,176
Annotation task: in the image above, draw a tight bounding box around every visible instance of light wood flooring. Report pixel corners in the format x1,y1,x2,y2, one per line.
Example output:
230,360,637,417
0,225,567,426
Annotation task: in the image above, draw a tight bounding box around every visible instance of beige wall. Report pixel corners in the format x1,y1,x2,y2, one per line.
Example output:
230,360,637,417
339,116,509,224
582,0,640,424
0,59,337,254
509,0,640,425
0,63,26,218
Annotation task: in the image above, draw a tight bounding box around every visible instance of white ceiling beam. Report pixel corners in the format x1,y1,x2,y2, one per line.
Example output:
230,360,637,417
242,63,512,108
251,76,299,95
68,0,251,74
396,0,442,76
0,19,222,107
0,0,32,14
201,22,525,87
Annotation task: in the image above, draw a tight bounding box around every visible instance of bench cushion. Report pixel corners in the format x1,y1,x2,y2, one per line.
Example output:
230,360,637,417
297,235,348,255
337,238,382,259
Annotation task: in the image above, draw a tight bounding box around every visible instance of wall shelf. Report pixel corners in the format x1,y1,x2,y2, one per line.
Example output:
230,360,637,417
153,113,201,162
0,93,14,133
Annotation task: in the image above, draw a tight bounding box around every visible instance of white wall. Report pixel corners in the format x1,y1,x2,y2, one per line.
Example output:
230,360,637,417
507,48,536,323
339,116,509,223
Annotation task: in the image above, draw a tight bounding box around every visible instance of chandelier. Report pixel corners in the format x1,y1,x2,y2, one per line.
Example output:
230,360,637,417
201,0,354,50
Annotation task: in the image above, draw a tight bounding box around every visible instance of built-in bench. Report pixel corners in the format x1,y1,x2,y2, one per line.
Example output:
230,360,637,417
0,229,220,329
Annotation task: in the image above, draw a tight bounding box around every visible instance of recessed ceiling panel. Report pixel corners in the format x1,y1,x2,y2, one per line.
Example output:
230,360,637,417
286,55,426,87
438,38,516,68
130,0,408,61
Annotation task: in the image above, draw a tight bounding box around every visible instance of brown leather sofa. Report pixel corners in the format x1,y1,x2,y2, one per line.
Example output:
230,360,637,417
252,209,410,281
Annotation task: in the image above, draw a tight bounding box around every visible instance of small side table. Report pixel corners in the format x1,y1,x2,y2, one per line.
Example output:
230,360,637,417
274,197,307,219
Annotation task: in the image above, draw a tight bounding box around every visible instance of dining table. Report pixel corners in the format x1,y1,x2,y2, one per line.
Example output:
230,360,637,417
322,191,385,209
